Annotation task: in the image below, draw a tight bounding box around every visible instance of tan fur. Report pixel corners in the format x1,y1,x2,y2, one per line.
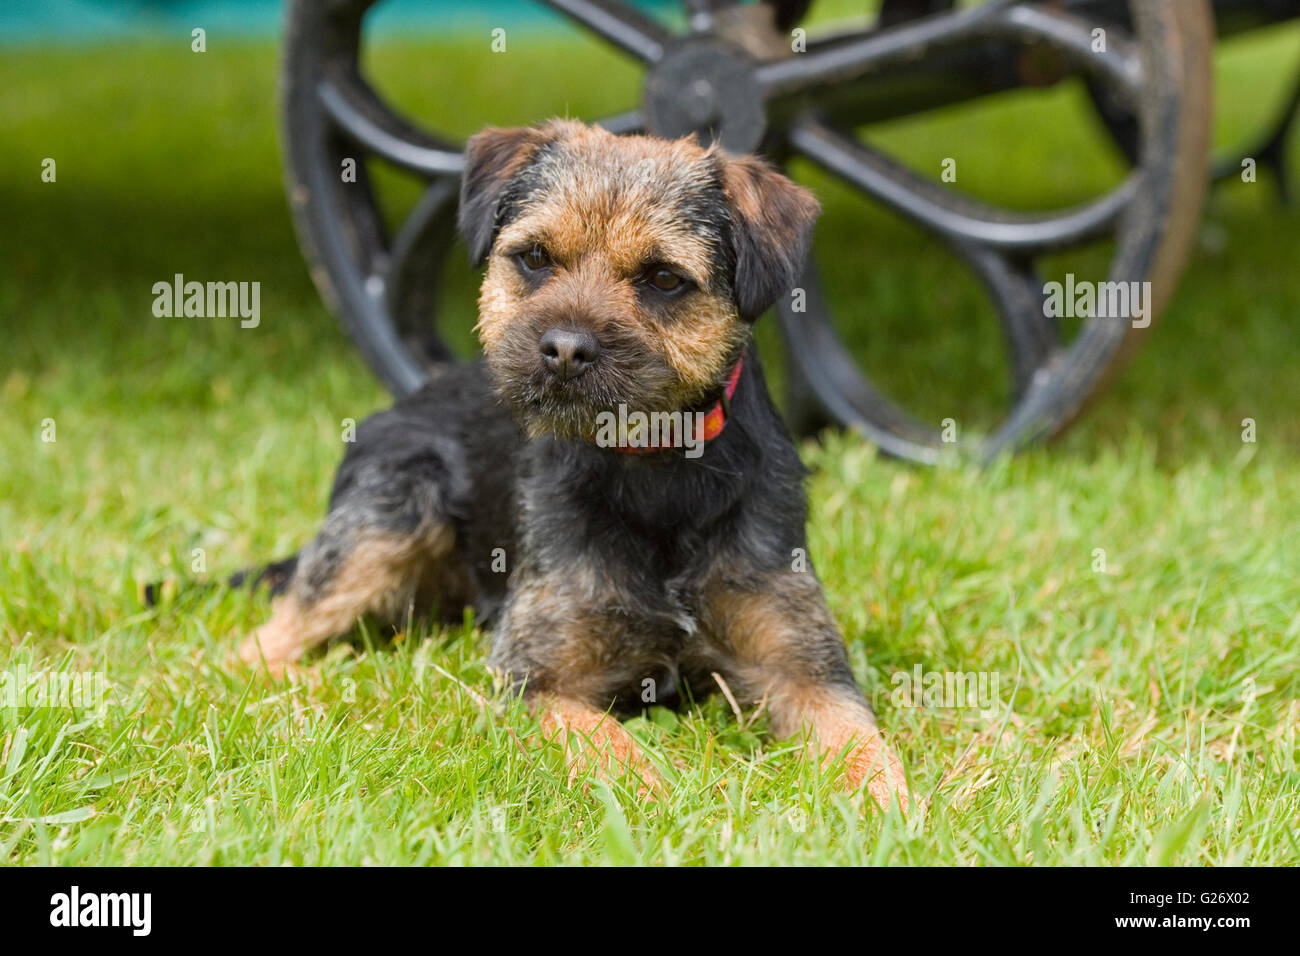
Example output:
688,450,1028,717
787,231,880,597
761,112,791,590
702,572,911,813
494,565,636,702
239,524,455,670
720,153,820,244
703,570,833,671
777,685,910,814
539,696,661,798
475,123,748,409
720,154,773,223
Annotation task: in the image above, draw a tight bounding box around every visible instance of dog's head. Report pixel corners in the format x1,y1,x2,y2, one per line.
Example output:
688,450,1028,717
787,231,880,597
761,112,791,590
459,119,819,440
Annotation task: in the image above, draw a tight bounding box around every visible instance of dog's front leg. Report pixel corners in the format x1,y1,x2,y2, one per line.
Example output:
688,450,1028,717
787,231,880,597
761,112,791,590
492,569,663,798
705,570,910,813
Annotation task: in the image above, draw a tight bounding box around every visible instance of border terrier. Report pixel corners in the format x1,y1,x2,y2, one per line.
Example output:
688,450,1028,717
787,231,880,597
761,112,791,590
240,119,909,811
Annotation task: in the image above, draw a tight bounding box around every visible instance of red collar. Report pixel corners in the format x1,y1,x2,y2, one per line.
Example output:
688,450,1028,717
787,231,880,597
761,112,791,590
608,354,744,455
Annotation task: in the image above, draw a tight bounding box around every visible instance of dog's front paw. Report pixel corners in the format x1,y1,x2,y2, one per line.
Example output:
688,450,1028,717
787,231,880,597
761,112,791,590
841,733,911,815
238,620,304,675
541,701,662,800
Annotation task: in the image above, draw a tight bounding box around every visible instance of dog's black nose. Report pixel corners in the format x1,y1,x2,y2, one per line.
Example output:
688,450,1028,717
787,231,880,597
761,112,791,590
539,328,600,381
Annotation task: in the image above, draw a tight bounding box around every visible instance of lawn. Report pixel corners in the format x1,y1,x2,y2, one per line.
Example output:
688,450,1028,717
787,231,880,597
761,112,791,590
1,14,1298,865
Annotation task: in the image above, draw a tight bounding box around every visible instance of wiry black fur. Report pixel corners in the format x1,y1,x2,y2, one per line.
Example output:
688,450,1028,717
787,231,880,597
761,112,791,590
485,341,851,714
250,341,857,716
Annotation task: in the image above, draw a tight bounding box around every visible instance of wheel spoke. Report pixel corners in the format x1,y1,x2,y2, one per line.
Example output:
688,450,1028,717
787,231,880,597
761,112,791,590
777,262,944,462
759,1,1141,110
999,3,1141,101
788,116,1137,254
956,245,1061,400
980,295,1131,459
541,0,672,63
591,108,645,136
759,0,1015,98
375,178,460,366
317,70,464,178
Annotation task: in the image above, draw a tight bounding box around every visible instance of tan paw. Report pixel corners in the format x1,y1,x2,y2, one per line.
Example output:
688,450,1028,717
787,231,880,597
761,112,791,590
542,704,663,800
841,733,912,815
238,624,302,674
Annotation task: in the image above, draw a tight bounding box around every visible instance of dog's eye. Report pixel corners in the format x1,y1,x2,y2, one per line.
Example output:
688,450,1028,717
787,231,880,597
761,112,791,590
647,267,685,293
520,246,551,271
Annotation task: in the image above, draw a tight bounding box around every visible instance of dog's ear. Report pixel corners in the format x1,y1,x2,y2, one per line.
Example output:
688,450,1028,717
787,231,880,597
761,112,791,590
458,125,549,266
719,155,820,321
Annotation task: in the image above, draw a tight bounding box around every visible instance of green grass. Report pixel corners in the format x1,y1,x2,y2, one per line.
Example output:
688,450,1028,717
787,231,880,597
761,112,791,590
1,19,1299,865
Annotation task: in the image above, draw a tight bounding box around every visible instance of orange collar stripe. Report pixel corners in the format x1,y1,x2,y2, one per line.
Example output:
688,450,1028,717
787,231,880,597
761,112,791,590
611,354,744,455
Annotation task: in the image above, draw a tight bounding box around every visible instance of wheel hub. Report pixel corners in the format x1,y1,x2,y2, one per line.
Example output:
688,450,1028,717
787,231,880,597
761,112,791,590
642,42,767,153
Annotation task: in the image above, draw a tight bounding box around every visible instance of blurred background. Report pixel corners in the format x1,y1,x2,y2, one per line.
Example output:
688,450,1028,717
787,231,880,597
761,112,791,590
1,1,1297,541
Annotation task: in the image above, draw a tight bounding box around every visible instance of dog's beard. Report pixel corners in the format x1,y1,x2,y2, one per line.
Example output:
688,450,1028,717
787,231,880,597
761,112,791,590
486,333,688,442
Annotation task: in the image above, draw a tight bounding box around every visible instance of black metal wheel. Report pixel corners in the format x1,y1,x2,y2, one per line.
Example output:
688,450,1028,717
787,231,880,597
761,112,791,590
281,0,1214,462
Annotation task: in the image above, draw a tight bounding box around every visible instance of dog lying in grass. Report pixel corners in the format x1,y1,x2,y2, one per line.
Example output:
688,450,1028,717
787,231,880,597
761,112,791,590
239,120,909,811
